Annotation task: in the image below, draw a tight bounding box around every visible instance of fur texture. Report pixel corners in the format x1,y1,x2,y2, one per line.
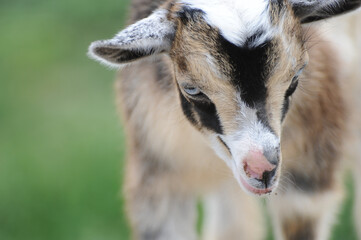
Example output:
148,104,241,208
89,0,361,239
180,0,275,47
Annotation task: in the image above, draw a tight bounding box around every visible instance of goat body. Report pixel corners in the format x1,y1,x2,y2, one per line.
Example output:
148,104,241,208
89,0,361,239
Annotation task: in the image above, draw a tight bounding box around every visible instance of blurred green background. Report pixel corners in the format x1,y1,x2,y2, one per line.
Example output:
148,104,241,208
0,0,357,239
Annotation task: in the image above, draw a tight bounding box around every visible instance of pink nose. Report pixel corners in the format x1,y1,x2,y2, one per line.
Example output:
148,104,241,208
243,150,276,180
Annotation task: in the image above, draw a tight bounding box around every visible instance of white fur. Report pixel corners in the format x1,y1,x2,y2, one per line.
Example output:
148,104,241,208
211,98,280,192
88,9,175,67
203,182,265,240
181,0,275,47
269,190,343,240
228,104,279,186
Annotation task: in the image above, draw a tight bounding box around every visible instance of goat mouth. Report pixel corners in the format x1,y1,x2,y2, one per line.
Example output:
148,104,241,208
239,176,274,195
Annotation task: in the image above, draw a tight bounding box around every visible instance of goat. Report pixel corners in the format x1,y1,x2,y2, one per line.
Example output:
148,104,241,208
88,0,361,239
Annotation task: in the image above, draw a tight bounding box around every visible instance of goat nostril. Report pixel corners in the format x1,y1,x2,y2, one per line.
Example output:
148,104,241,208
243,152,276,180
262,168,277,188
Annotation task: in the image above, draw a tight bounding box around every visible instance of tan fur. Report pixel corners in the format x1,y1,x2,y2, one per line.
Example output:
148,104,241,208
266,27,350,240
323,12,361,238
169,4,306,137
281,28,346,191
203,180,265,240
106,1,361,239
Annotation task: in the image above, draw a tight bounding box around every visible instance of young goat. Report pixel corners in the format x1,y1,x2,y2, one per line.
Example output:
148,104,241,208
89,0,361,239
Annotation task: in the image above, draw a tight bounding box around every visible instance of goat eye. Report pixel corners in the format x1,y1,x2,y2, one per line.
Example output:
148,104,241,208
183,86,202,96
285,77,299,98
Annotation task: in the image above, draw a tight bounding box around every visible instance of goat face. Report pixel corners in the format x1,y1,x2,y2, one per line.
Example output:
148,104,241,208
89,0,361,195
169,3,308,195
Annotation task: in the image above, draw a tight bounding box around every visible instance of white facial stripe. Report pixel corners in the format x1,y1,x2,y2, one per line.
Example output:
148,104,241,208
229,105,279,164
181,0,275,47
211,101,279,174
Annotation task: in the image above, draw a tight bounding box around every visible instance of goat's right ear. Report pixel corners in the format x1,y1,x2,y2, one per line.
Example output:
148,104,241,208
289,0,361,24
88,9,175,68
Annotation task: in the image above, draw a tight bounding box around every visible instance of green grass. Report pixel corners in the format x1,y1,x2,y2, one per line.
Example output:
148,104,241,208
0,1,358,239
0,1,131,239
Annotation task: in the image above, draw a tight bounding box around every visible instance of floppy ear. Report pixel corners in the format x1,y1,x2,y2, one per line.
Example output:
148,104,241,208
88,9,175,67
289,0,361,23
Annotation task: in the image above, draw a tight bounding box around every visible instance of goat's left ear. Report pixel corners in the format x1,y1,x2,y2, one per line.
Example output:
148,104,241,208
88,9,175,68
289,0,361,23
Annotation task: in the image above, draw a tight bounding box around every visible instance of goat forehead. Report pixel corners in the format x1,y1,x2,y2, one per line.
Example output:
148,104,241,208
211,34,278,110
180,0,274,47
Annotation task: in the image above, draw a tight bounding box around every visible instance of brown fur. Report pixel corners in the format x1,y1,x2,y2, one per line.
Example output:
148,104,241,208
281,28,346,193
283,217,315,240
129,0,167,23
103,1,360,239
324,12,361,238
167,2,308,138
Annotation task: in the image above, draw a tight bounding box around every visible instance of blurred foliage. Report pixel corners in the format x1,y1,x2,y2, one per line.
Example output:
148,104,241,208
0,0,357,239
